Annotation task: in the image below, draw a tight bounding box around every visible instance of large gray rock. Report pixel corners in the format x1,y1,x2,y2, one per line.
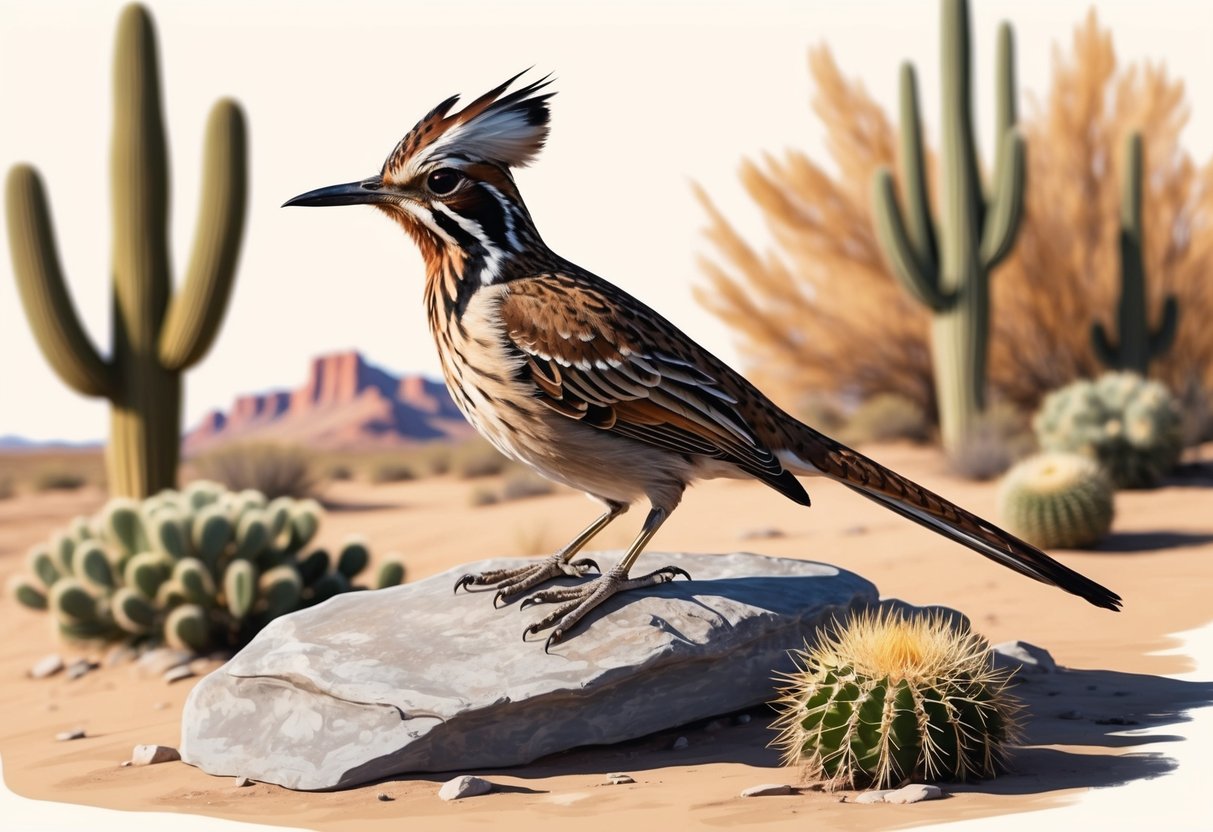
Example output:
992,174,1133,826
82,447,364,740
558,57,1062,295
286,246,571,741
180,551,876,790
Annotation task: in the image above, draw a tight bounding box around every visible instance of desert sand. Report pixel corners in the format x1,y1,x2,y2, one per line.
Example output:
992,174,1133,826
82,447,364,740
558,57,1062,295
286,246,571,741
2,442,1211,830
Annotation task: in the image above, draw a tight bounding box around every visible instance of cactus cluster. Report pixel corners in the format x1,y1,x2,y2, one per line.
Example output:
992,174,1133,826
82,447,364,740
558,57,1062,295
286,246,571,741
1034,372,1183,489
998,452,1114,549
773,608,1021,790
8,481,406,652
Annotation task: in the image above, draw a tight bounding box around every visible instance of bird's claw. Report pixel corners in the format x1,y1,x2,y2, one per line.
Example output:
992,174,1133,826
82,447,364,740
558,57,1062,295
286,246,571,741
567,557,600,576
453,574,476,594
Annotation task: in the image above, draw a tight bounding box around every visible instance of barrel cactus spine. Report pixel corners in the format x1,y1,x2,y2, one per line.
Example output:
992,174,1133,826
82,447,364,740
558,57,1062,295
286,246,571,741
773,608,1022,789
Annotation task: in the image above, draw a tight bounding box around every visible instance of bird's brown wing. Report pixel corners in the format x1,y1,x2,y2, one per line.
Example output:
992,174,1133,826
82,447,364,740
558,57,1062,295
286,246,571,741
499,274,809,505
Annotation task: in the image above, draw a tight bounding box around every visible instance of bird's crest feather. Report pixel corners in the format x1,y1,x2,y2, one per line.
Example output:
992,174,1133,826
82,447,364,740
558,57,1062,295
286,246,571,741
382,71,554,180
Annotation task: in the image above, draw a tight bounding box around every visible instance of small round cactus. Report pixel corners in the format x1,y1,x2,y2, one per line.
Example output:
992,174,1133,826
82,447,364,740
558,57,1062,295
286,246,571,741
8,481,407,653
999,453,1114,549
772,608,1022,790
1034,372,1183,489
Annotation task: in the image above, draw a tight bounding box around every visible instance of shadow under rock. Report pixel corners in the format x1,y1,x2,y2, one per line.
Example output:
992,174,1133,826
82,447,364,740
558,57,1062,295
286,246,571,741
1094,531,1213,553
1163,461,1213,487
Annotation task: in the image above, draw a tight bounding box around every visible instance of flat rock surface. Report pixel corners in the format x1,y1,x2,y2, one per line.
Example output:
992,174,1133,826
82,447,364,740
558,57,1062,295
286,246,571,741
180,552,876,790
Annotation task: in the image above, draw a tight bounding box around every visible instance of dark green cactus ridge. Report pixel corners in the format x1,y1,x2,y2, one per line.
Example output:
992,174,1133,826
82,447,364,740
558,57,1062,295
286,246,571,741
872,0,1026,453
1091,133,1180,375
8,481,406,652
5,4,248,498
774,610,1021,789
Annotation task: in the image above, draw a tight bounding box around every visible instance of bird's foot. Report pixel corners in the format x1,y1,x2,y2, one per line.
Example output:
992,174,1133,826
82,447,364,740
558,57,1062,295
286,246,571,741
520,565,691,652
453,553,600,607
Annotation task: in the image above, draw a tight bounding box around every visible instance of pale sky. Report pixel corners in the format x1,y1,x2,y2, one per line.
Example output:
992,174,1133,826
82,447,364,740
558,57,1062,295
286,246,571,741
1,0,1209,442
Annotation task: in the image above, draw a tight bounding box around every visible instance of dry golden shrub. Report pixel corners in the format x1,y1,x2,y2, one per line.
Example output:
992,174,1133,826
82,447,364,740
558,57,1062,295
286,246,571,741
698,11,1213,426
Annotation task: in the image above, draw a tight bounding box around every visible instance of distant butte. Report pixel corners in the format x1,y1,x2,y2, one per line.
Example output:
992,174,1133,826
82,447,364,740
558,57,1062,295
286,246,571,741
184,352,472,452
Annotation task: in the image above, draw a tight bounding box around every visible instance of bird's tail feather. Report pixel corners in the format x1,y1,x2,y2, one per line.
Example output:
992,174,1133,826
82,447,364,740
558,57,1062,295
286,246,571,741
777,426,1122,612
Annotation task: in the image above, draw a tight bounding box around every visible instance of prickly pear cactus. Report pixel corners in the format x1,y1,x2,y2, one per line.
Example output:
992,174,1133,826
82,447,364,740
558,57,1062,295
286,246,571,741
998,452,1114,549
772,609,1022,789
1033,372,1183,489
8,481,407,652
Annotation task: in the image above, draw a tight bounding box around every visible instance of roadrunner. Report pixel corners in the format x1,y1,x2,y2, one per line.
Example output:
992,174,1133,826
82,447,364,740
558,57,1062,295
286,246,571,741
286,73,1121,649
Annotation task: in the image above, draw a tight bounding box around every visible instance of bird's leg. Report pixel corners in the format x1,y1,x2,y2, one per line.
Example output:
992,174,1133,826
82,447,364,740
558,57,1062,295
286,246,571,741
453,501,627,605
521,506,690,651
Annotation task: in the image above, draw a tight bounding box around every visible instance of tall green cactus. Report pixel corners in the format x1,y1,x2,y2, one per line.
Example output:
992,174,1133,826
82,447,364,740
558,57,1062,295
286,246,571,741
5,4,247,498
872,0,1026,454
1091,133,1178,375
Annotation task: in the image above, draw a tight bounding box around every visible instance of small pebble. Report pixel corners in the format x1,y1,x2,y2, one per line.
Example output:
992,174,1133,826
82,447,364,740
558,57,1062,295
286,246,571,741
438,775,492,801
164,665,196,684
739,526,784,541
884,784,943,804
704,719,726,733
376,792,394,802
105,644,139,668
31,654,65,679
153,702,170,711
66,658,98,680
740,783,793,797
136,648,194,676
605,773,635,785
733,714,752,726
55,729,86,742
854,789,895,804
1058,709,1084,720
991,641,1057,675
234,776,254,787
844,525,869,536
130,744,180,766
672,736,689,751
120,760,132,768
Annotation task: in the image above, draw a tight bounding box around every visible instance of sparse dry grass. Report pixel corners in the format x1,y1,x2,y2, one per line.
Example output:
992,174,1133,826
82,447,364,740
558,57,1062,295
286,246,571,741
191,442,321,499
0,450,106,496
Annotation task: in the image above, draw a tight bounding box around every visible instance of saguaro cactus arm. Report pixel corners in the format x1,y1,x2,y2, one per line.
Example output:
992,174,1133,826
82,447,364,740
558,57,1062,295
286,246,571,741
979,22,1026,268
1091,132,1179,373
159,99,249,371
5,167,116,399
872,172,953,312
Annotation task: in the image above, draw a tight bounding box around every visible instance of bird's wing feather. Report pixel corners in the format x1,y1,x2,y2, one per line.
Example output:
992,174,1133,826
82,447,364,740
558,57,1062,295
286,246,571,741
499,274,809,504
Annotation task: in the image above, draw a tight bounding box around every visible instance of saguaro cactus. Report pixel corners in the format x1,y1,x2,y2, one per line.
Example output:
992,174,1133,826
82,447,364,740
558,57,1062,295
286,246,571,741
872,0,1026,453
5,4,247,497
1091,133,1178,375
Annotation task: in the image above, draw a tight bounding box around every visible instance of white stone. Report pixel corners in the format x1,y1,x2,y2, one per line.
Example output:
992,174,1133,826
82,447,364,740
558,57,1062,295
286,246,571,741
180,552,878,790
438,775,492,800
854,789,895,804
164,665,196,684
884,784,943,804
131,744,180,766
605,773,635,785
740,783,793,797
55,729,86,742
31,654,64,679
992,640,1057,674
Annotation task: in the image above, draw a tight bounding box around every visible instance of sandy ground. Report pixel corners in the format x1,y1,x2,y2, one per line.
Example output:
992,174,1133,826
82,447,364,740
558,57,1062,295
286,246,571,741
1,443,1212,831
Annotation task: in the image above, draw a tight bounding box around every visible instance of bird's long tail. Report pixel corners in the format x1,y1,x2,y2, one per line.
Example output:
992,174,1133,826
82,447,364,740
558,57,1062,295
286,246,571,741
777,425,1122,611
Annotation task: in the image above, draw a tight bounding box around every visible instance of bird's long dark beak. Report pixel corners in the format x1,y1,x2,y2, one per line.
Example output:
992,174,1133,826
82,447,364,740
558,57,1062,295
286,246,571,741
282,178,388,207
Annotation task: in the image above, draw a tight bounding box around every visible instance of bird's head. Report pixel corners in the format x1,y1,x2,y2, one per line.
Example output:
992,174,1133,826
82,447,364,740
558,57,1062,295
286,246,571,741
285,72,553,271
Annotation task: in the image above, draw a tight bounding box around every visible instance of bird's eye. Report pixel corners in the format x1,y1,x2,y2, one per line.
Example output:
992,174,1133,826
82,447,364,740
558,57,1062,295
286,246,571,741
426,168,464,195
